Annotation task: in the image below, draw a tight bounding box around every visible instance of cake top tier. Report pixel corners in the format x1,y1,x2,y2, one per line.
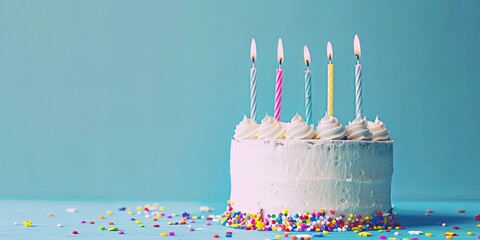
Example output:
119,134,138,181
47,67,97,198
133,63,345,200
234,113,390,141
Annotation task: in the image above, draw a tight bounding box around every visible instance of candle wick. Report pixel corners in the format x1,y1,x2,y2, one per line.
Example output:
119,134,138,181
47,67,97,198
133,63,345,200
279,58,283,67
355,54,360,63
252,57,255,65
329,59,332,64
306,60,310,68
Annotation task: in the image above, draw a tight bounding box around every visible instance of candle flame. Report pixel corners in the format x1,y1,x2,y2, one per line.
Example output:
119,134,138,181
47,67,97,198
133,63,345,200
354,34,361,58
327,41,333,60
277,38,284,64
303,45,311,65
250,38,256,62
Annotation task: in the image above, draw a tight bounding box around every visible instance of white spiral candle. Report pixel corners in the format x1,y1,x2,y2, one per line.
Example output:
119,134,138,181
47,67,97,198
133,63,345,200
354,34,363,118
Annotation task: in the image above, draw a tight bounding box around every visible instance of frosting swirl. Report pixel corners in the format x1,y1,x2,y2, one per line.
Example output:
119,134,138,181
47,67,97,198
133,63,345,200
315,112,346,140
257,114,286,139
367,116,391,141
233,115,259,140
285,113,315,139
346,116,372,141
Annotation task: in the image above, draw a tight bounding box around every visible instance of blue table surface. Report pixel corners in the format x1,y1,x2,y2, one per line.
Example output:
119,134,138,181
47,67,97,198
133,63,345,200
0,200,479,240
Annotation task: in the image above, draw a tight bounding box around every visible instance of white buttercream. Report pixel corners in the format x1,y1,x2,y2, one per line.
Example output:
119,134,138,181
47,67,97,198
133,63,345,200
368,116,391,141
315,112,346,140
285,113,315,139
233,115,259,140
257,114,286,139
346,116,372,141
230,140,393,215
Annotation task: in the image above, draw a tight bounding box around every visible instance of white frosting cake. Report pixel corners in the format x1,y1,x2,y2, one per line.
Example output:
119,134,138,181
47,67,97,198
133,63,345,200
229,113,393,217
230,139,393,216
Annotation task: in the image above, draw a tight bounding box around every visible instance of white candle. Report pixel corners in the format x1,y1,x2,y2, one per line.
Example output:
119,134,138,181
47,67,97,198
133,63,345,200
354,34,363,118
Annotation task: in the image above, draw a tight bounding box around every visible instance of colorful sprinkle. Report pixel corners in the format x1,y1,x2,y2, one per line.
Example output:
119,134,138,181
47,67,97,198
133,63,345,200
66,208,77,213
98,215,105,219
153,224,160,227
457,209,465,213
358,232,372,237
160,232,168,236
108,227,119,231
213,234,220,238
72,230,78,234
408,231,422,235
425,232,433,237
99,226,105,230
22,220,32,227
107,210,113,215
168,231,175,236
47,213,54,217
118,230,124,234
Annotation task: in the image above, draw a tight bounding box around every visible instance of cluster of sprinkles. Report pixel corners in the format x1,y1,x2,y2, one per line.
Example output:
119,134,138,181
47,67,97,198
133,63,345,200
13,201,480,239
19,203,225,237
221,201,403,233
222,200,400,233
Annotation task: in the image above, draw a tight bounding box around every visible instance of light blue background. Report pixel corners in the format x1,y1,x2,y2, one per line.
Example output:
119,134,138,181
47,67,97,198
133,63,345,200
0,0,479,202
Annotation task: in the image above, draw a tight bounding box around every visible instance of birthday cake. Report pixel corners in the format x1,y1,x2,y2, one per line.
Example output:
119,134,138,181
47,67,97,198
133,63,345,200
225,113,395,232
223,36,398,232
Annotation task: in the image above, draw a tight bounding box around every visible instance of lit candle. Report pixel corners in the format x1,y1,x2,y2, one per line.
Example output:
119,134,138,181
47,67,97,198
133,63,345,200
250,38,257,121
327,41,334,116
354,34,362,118
303,45,312,125
274,38,283,121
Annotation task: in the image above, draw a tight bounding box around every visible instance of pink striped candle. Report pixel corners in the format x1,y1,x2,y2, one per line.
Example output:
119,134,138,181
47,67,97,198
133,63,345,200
274,38,284,121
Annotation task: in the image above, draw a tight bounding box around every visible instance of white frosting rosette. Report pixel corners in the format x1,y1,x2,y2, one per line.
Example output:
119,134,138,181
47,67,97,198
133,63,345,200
315,112,346,140
233,115,259,140
367,116,391,141
285,113,315,139
257,114,286,139
346,116,372,141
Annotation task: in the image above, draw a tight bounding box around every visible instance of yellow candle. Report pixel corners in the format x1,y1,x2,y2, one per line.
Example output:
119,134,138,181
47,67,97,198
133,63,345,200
327,41,334,116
